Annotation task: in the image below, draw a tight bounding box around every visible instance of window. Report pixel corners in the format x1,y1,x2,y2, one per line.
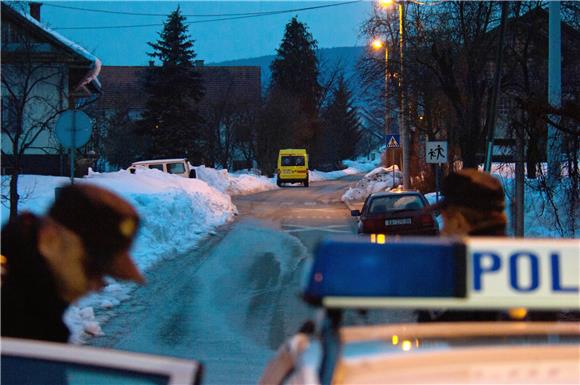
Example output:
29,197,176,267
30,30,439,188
2,356,168,385
148,164,164,171
167,162,185,174
281,156,305,166
369,195,424,214
1,338,202,385
2,94,18,133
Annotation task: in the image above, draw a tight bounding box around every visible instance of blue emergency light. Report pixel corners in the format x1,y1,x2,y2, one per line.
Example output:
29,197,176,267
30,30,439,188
304,237,466,304
304,237,580,310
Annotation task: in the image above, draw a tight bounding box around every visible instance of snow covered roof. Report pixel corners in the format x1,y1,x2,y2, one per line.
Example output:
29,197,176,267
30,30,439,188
2,3,101,92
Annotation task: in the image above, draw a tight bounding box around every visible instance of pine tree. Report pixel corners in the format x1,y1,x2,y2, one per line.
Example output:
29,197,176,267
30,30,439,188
138,7,205,161
266,17,322,153
321,75,361,162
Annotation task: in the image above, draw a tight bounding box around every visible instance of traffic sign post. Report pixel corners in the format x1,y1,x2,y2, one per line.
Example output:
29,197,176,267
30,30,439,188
385,134,400,149
426,141,448,203
385,134,401,189
55,110,92,184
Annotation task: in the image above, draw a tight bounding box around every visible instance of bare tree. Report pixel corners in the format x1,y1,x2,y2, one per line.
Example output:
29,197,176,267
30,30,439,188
1,35,68,220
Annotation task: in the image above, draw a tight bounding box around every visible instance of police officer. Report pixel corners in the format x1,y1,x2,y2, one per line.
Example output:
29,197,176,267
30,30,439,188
1,184,145,343
433,168,506,236
419,168,506,322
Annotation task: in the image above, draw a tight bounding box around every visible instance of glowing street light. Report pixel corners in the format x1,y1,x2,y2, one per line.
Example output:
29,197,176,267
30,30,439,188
379,0,395,8
377,0,410,189
371,39,385,50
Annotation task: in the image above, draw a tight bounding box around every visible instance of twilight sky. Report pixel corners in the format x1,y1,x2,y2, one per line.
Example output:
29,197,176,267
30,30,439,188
38,1,374,65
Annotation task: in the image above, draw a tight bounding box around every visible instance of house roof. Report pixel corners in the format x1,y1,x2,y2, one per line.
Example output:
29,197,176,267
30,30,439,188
96,65,261,112
1,3,101,92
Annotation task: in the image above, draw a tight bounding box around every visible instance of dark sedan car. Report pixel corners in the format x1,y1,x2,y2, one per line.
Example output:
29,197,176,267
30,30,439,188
351,191,438,235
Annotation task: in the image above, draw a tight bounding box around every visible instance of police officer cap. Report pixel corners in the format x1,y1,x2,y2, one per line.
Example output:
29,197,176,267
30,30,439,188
435,169,505,212
48,184,143,283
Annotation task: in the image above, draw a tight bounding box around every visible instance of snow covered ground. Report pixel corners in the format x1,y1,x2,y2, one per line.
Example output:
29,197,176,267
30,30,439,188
348,163,579,238
3,158,574,343
0,160,374,343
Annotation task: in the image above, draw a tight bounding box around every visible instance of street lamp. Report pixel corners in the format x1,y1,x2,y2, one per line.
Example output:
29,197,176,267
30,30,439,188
378,0,409,189
371,38,389,138
372,38,398,187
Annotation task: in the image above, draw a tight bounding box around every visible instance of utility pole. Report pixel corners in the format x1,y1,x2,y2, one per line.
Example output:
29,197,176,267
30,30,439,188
398,2,410,189
514,120,525,236
547,1,562,186
484,1,509,173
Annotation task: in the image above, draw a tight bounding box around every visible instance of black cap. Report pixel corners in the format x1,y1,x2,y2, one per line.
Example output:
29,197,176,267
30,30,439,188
48,184,143,282
430,169,505,212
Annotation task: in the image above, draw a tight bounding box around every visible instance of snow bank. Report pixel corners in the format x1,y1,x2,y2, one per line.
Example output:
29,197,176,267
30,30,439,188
424,164,579,238
195,165,277,195
1,168,240,343
341,165,402,201
309,158,379,182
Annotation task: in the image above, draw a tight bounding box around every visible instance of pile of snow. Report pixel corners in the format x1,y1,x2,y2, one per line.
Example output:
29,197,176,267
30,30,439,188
309,159,378,182
194,165,277,195
425,164,579,238
341,165,403,201
1,167,243,343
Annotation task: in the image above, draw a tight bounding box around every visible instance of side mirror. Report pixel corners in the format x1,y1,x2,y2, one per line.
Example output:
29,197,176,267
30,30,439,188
189,169,196,179
129,168,136,174
351,210,361,217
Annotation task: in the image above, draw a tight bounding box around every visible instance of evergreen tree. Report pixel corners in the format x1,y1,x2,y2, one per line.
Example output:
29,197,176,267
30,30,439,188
138,7,205,161
266,17,322,156
321,75,362,162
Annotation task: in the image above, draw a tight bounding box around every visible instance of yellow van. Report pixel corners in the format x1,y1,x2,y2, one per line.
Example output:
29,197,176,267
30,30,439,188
277,149,309,187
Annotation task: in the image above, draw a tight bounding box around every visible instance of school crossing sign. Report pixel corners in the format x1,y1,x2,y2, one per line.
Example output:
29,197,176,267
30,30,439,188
385,134,400,148
426,141,448,163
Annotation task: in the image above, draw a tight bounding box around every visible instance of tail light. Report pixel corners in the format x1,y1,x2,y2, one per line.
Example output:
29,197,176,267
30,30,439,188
418,214,435,227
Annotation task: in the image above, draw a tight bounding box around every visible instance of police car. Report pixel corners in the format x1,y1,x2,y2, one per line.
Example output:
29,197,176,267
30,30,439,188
259,237,580,385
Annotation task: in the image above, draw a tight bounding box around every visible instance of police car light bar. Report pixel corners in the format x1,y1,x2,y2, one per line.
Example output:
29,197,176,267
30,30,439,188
304,237,580,310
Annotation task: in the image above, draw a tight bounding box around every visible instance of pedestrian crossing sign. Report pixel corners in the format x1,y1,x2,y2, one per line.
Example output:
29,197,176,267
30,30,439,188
386,134,400,148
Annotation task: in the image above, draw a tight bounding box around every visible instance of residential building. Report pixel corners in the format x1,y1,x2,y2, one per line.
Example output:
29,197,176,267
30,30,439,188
1,2,102,175
93,63,261,169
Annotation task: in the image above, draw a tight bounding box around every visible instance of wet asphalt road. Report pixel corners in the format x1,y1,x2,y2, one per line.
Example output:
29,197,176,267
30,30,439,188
89,176,413,385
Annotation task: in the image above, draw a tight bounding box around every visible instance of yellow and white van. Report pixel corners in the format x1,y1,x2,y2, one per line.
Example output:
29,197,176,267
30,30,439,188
277,149,309,187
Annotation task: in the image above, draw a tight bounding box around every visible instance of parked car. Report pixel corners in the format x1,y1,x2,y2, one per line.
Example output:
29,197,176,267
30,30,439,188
351,190,438,235
259,237,580,385
128,158,196,178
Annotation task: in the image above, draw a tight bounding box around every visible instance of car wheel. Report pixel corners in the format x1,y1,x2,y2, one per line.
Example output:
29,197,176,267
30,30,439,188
304,179,309,187
276,178,282,187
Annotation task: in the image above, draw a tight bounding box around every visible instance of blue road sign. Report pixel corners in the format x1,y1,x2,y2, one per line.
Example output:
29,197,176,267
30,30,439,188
386,134,400,148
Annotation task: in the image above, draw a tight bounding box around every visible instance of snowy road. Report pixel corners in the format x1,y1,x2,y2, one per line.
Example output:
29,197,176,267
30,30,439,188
89,175,413,385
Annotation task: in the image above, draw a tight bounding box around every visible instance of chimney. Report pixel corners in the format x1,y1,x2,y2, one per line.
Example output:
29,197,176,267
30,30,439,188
29,2,42,22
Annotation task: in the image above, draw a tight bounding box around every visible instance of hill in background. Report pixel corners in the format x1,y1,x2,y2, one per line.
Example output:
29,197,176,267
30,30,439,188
212,46,367,100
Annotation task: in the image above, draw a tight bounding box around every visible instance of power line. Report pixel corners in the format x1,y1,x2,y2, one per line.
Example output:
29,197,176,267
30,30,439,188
50,1,363,30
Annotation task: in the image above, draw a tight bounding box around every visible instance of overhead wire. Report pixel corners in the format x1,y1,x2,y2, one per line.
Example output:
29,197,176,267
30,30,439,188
48,1,364,30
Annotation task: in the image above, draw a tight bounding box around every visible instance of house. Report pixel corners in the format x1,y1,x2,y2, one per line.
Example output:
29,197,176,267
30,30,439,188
489,7,580,164
93,63,261,169
1,2,102,175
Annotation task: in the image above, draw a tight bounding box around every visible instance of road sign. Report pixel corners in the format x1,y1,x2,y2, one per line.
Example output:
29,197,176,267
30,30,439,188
426,141,447,163
55,110,92,149
386,134,400,148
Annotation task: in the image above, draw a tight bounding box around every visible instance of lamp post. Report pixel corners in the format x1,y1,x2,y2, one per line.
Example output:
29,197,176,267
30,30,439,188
371,39,389,137
372,39,398,186
378,0,409,189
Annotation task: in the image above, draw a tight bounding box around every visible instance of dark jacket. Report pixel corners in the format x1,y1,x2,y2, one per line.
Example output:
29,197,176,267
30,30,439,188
1,213,70,343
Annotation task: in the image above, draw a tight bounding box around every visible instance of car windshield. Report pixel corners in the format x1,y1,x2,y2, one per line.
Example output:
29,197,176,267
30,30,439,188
281,156,305,166
368,195,424,214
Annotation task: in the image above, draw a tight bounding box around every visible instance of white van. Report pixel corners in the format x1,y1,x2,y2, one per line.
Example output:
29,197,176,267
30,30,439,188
128,158,196,178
